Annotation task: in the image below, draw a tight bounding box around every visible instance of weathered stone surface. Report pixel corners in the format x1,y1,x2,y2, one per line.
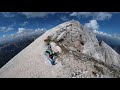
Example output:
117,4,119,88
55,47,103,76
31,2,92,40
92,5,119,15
50,20,120,70
0,20,120,78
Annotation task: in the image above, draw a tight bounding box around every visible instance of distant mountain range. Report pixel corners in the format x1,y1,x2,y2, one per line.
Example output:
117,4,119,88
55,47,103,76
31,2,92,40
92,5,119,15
96,34,120,55
0,31,45,68
0,28,120,69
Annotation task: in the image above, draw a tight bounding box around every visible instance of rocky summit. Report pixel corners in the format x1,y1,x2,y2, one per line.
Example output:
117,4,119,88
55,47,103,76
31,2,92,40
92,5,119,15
0,20,120,78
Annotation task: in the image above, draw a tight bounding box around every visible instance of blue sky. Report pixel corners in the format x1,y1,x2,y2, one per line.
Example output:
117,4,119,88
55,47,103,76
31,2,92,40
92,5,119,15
0,12,120,43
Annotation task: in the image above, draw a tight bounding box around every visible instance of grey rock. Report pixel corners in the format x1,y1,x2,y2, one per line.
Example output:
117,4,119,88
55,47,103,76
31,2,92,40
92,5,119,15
50,20,120,70
0,20,120,78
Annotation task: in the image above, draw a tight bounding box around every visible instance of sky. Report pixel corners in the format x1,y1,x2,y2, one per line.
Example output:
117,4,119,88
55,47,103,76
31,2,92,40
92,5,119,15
0,12,120,43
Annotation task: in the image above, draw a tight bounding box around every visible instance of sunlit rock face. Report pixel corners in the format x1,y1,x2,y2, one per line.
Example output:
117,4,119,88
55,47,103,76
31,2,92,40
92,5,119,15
0,20,120,78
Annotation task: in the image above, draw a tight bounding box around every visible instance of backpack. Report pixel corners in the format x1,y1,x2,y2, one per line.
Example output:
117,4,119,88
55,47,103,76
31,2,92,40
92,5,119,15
46,49,53,55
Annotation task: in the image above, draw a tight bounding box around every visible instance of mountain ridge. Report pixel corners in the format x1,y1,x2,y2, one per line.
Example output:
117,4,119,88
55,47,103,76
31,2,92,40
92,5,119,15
0,20,120,78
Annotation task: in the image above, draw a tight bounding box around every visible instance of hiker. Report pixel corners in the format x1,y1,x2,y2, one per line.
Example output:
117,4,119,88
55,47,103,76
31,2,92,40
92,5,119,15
45,43,55,65
45,42,62,65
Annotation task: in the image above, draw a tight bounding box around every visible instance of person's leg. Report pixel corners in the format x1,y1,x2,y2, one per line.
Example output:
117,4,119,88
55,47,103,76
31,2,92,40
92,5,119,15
45,50,55,65
49,54,55,65
50,60,55,65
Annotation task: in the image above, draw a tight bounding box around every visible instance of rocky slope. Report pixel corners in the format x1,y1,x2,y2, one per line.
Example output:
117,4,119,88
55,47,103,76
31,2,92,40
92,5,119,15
0,20,120,78
0,31,45,68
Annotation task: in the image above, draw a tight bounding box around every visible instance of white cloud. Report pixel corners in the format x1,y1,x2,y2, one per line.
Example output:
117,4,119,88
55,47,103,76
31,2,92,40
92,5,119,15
9,22,16,27
70,12,92,18
17,28,32,34
84,20,99,31
20,12,56,18
17,28,26,34
94,30,120,40
17,28,45,36
61,16,69,21
2,35,6,38
70,12,112,21
1,34,12,42
84,19,114,38
93,30,112,37
21,21,29,26
0,12,15,17
0,28,46,42
94,12,112,20
0,27,14,32
113,33,120,39
35,28,44,32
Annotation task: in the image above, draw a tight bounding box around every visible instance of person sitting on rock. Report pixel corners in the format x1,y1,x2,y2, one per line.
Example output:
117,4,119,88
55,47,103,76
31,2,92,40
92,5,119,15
45,43,55,65
45,42,62,65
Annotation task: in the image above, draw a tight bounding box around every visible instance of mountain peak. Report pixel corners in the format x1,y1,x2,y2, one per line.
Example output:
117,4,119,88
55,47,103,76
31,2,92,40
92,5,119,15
0,21,120,78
